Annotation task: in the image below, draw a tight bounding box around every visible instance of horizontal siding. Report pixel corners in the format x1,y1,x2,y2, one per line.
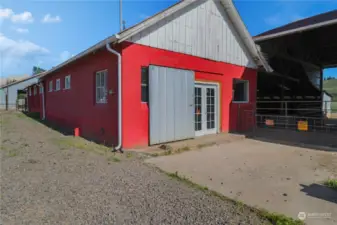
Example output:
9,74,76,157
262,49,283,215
128,0,256,69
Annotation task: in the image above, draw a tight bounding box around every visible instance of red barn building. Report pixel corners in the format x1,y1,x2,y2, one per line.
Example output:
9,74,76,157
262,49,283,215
33,0,271,150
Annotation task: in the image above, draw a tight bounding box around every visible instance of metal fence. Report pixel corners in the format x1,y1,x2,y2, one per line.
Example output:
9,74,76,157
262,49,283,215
0,100,28,112
237,100,337,134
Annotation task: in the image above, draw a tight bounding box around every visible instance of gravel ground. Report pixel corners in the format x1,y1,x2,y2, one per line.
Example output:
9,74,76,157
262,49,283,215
0,112,269,225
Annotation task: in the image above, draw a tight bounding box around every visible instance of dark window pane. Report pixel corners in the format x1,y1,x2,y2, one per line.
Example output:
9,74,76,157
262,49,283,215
141,67,149,85
233,79,247,102
141,86,148,102
211,97,214,104
197,122,202,130
141,67,149,102
195,123,198,131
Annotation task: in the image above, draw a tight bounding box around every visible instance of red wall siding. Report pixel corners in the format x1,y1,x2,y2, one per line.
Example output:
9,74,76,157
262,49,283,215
121,42,257,149
27,85,41,113
43,48,119,145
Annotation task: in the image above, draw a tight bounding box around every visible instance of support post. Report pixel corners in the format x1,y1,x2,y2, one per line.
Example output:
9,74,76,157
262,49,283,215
5,88,8,111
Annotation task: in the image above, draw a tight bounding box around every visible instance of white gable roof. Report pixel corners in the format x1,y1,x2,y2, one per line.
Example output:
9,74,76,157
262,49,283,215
126,0,255,68
40,0,271,80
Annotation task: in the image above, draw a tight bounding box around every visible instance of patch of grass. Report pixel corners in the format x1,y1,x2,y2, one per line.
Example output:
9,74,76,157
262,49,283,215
197,142,217,149
150,145,192,157
108,155,121,162
52,137,110,155
259,210,303,225
16,113,27,119
163,170,303,225
175,146,191,153
126,152,133,158
324,179,337,190
7,149,18,157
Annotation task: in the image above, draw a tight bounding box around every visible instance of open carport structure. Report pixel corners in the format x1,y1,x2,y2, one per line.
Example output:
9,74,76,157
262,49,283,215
251,10,337,133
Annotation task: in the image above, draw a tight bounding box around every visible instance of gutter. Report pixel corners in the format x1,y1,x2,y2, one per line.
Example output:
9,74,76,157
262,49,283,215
220,0,273,72
106,40,123,153
37,83,46,120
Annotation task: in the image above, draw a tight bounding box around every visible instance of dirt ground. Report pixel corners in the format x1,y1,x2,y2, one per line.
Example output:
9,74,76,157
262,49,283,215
147,138,337,225
0,112,271,225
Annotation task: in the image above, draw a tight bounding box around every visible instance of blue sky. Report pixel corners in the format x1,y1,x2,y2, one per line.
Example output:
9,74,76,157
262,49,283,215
1,0,337,77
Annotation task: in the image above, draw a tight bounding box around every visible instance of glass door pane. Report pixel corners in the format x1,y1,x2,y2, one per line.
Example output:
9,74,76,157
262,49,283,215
194,87,202,131
206,87,215,129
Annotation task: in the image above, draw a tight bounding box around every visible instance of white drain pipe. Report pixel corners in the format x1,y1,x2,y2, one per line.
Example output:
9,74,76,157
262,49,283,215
106,40,123,152
38,83,45,120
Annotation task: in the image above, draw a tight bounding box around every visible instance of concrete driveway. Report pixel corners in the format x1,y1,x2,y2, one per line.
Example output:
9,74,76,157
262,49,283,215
146,138,337,225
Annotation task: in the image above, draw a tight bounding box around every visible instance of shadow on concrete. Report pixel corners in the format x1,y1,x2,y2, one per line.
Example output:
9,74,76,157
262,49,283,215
244,128,337,152
300,183,337,204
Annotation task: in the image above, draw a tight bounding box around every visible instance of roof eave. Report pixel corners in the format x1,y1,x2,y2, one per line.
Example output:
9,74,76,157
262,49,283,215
254,18,337,42
39,35,119,80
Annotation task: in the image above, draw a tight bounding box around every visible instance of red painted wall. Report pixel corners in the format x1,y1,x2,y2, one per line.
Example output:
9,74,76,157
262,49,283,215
42,48,119,145
27,84,41,113
121,42,257,149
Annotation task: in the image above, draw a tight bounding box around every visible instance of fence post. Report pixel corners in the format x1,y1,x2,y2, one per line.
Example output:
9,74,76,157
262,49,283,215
285,102,288,128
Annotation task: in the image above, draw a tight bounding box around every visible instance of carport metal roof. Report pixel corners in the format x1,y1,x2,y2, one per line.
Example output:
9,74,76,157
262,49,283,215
254,10,337,69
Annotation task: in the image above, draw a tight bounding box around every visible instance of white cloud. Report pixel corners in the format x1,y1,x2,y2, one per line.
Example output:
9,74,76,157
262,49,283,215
0,8,13,19
11,11,34,23
60,50,71,62
0,33,49,74
13,27,29,33
42,14,61,23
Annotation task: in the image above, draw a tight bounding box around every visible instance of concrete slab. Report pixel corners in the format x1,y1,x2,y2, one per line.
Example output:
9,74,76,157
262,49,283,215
146,139,337,225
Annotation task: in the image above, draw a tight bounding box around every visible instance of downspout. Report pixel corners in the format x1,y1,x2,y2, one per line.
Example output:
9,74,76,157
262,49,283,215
38,83,45,120
106,40,123,153
220,0,273,73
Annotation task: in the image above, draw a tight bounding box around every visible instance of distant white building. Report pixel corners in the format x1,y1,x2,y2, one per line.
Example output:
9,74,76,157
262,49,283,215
322,91,333,118
0,74,43,109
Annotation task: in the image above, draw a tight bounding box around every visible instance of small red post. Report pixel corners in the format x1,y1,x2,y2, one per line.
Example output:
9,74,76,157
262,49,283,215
74,128,80,137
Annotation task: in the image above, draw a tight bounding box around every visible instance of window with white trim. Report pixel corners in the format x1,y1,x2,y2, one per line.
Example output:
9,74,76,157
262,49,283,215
65,75,71,90
33,86,37,95
233,79,249,103
55,79,61,91
95,70,107,104
39,86,43,94
49,80,53,92
29,87,32,96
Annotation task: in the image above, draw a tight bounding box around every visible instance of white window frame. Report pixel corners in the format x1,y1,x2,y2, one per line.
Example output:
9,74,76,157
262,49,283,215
232,79,249,103
55,79,61,91
49,80,53,92
39,86,43,94
29,87,32,96
64,75,71,90
33,86,37,96
95,70,108,104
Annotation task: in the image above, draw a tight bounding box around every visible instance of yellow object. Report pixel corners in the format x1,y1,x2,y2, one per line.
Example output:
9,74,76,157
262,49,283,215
298,121,308,131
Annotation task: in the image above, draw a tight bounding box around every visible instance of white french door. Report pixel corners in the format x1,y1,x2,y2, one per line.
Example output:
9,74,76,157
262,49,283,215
195,84,218,136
